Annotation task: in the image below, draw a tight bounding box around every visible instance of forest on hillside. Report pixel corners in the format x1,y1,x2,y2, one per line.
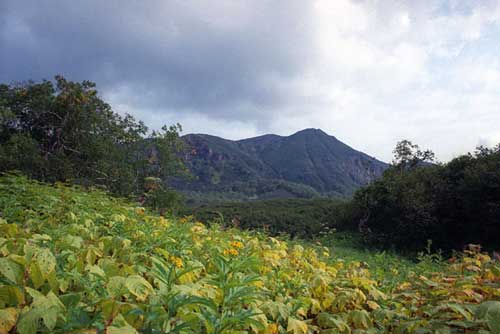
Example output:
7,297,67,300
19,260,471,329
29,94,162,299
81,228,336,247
1,77,500,254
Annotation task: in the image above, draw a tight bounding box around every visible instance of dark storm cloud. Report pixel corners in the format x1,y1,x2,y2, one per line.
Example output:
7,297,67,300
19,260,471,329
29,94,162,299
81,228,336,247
3,0,500,161
0,0,315,120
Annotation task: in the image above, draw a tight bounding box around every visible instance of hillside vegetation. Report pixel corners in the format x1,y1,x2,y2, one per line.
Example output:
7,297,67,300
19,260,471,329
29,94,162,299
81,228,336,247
1,175,499,334
173,129,387,203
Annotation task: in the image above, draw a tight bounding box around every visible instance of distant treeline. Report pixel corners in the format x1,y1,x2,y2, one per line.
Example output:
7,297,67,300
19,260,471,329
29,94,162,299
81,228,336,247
182,198,354,239
181,179,322,206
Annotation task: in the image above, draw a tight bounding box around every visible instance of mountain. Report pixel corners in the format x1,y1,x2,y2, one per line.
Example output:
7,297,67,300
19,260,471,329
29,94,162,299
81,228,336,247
171,128,388,203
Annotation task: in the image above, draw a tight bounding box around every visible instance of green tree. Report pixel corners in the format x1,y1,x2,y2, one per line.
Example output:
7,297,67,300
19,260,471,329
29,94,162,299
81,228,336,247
353,140,500,253
392,139,436,171
0,76,186,198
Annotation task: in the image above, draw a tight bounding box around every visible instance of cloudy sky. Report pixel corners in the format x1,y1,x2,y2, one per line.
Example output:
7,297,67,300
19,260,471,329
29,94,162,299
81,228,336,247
1,0,500,162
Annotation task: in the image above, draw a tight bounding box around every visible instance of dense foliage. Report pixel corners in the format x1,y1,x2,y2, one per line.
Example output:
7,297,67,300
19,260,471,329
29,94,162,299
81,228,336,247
1,175,499,334
180,179,322,206
353,142,500,253
0,76,185,197
184,198,354,238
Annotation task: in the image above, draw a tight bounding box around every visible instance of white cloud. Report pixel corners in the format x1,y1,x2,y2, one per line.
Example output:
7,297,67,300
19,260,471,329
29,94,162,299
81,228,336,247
276,0,500,161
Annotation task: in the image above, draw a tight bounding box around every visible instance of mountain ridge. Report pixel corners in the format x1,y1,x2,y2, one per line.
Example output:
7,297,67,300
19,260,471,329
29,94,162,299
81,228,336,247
172,129,388,203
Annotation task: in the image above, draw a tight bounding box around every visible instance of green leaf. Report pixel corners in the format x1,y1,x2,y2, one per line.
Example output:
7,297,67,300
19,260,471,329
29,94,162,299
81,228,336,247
317,313,350,333
24,288,65,331
349,310,372,330
476,301,500,334
0,285,25,307
430,303,473,320
0,223,18,237
29,262,45,288
0,258,23,284
434,327,451,334
60,235,83,249
88,264,106,278
261,301,289,321
491,265,500,277
31,234,52,243
43,292,65,330
107,276,128,297
59,292,82,308
107,314,139,334
25,287,45,301
17,309,40,334
101,299,121,321
42,307,58,331
249,308,268,333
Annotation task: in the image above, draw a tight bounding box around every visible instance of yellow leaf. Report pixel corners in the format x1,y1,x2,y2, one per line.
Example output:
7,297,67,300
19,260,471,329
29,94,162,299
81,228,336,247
106,325,138,334
397,282,412,291
310,298,322,315
0,308,18,334
125,275,153,301
74,330,98,334
287,318,308,334
466,265,481,272
35,248,56,278
366,301,380,310
264,323,279,334
462,289,475,297
296,307,307,318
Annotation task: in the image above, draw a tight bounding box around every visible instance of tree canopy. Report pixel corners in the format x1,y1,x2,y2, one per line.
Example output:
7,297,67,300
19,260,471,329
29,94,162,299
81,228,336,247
353,140,500,253
0,76,186,198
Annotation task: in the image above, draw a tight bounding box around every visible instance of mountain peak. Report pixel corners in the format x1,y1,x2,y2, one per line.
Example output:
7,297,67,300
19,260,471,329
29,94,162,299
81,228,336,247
291,128,336,139
174,129,389,202
294,128,327,135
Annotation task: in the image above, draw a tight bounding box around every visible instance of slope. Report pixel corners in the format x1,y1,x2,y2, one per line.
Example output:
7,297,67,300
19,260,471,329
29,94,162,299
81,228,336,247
0,175,498,333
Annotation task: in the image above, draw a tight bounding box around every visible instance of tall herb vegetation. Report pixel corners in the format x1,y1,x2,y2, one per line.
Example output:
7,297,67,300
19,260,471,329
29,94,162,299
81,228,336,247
0,175,499,334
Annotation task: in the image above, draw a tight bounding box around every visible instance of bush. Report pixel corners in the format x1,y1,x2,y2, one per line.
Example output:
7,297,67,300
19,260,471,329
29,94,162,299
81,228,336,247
353,143,500,253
